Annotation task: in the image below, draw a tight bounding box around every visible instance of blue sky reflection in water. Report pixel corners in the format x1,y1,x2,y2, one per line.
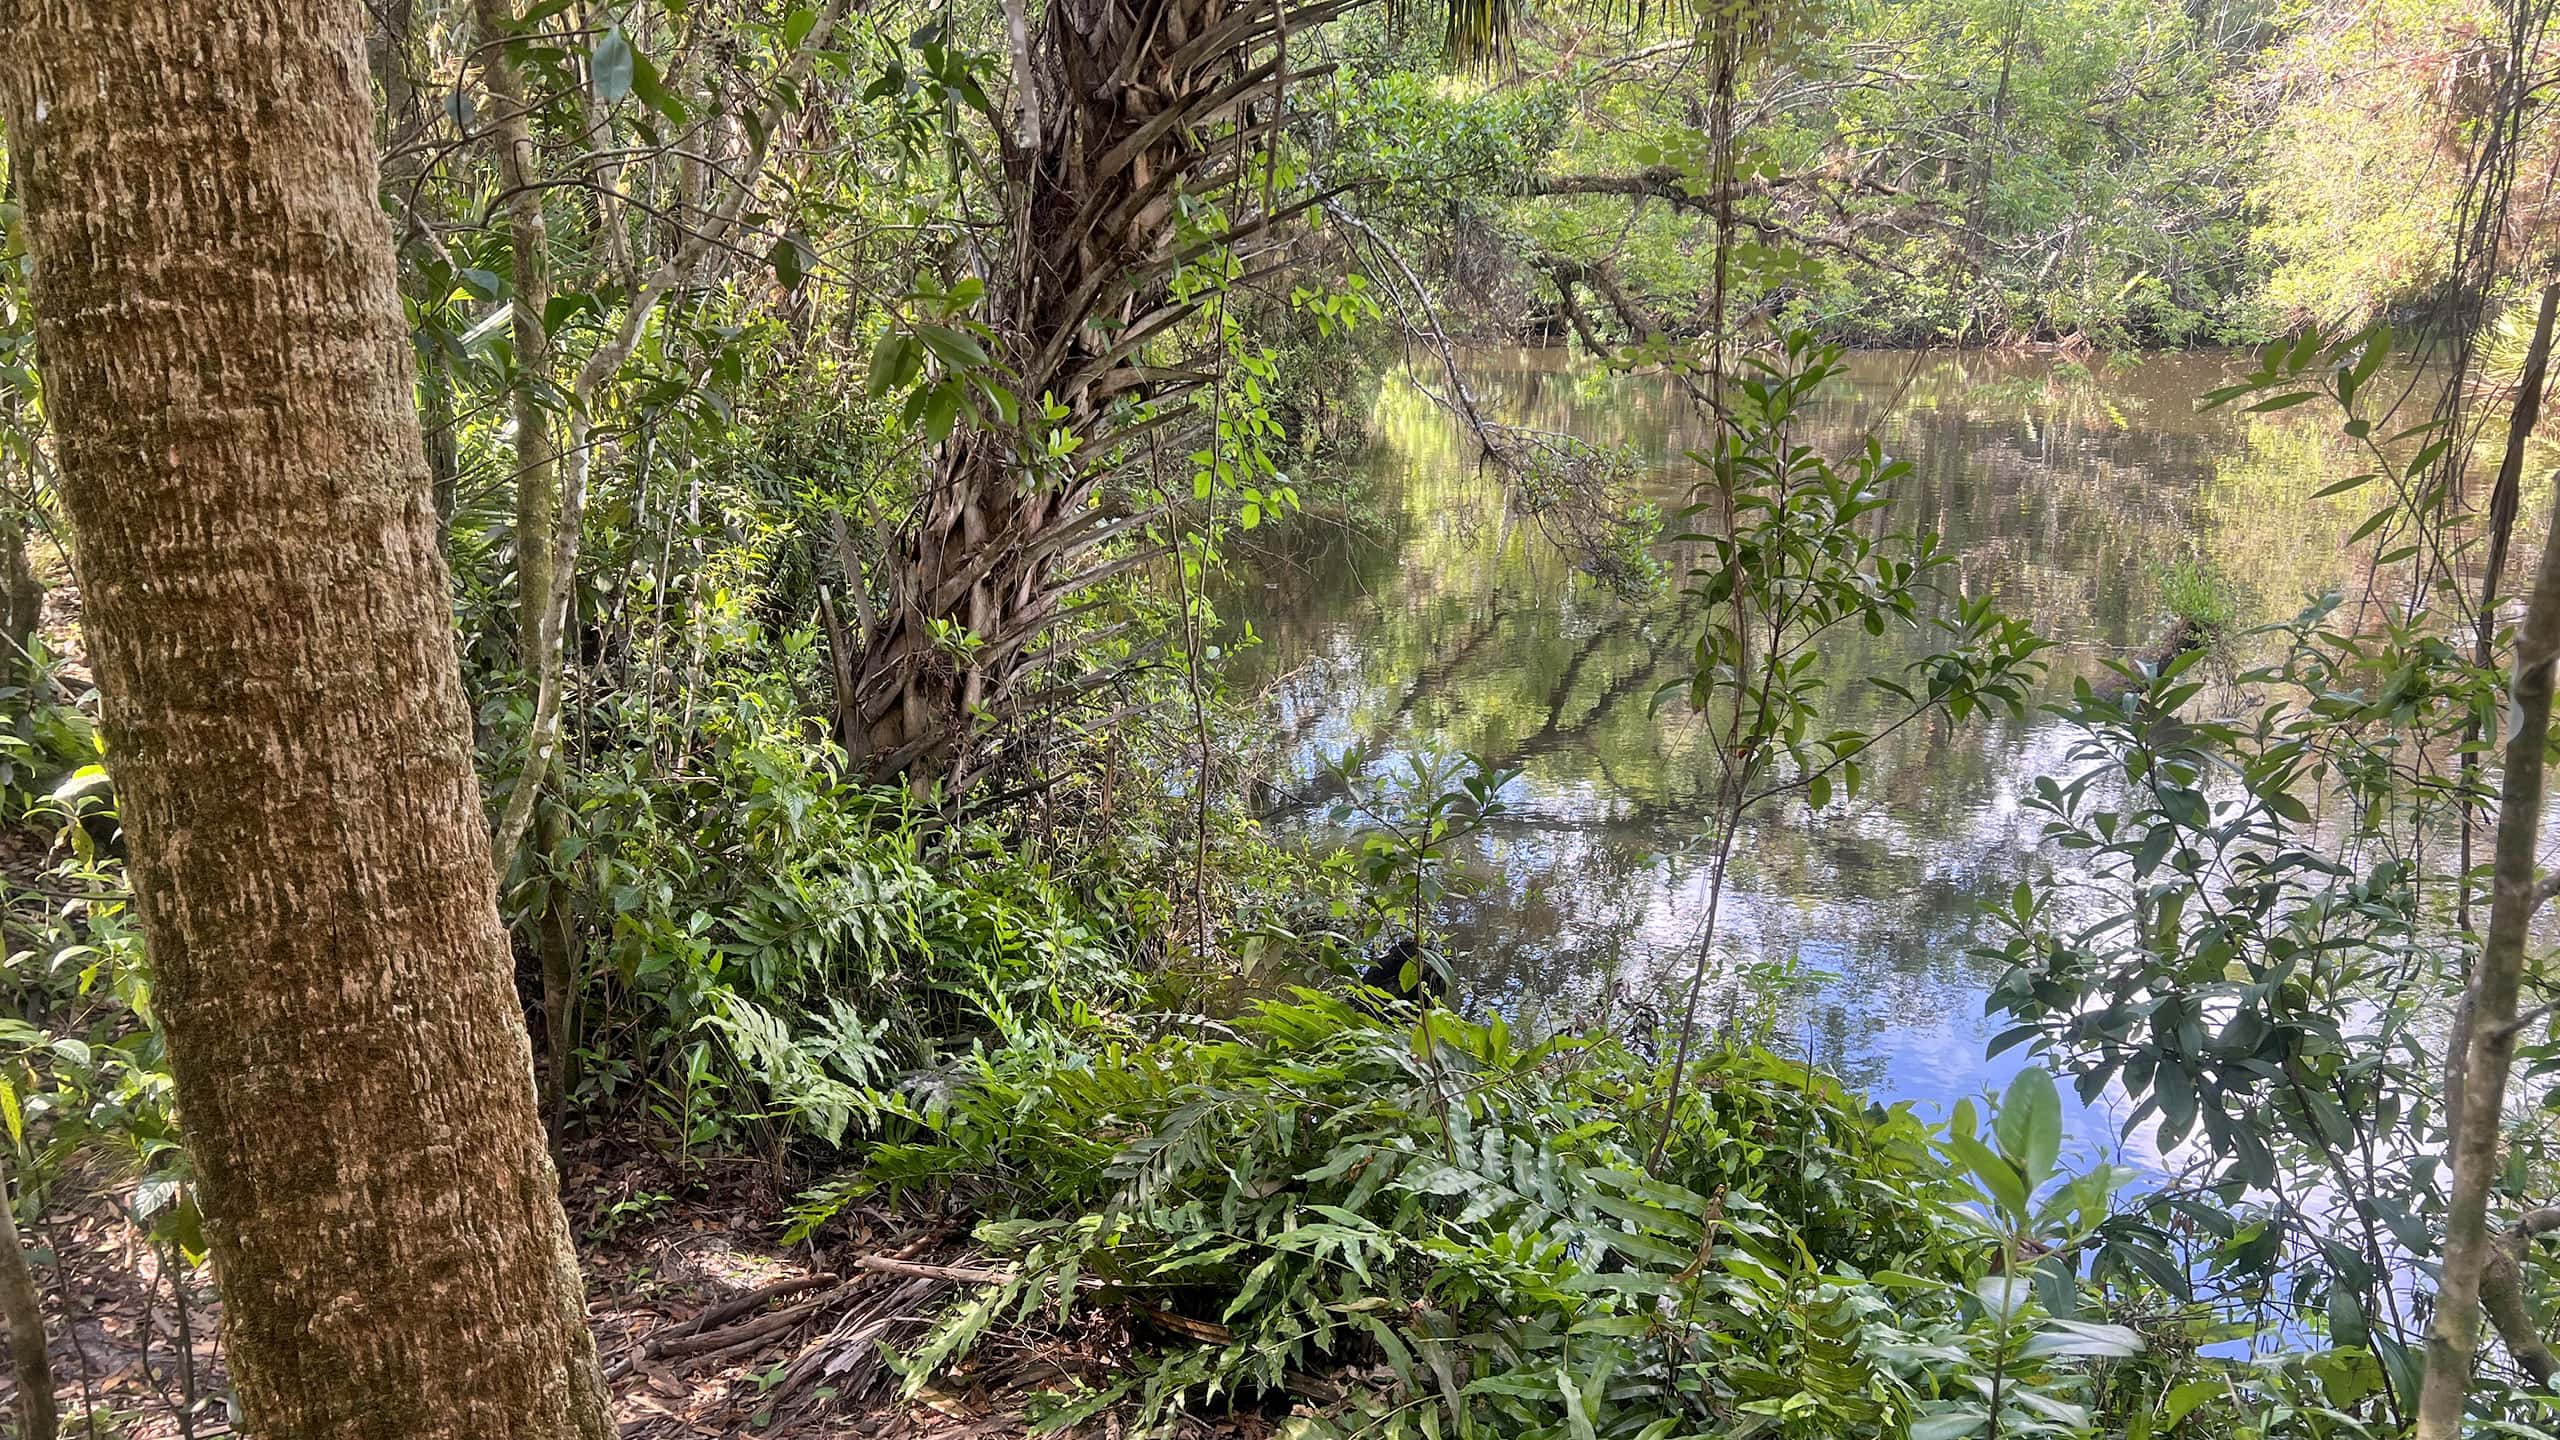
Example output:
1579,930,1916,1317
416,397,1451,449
1232,346,2377,1175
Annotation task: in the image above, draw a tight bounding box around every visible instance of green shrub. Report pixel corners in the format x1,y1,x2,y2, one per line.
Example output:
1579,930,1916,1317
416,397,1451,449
558,684,1146,1150
826,996,2167,1438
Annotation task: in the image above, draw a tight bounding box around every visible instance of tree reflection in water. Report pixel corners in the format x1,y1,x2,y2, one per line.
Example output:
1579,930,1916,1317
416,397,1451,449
1232,347,2373,1161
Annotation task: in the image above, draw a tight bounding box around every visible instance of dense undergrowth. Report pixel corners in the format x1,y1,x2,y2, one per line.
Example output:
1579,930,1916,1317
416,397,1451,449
783,994,2376,1439
0,578,2291,1439
0,0,2554,1414
6,324,2556,1440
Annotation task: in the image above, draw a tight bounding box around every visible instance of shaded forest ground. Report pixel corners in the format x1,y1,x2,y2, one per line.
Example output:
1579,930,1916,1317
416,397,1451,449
0,564,1282,1440
20,1157,1301,1439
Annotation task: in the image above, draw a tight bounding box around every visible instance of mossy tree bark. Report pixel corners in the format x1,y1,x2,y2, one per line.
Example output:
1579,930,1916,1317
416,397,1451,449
0,3,612,1437
470,0,581,1137
0,509,42,661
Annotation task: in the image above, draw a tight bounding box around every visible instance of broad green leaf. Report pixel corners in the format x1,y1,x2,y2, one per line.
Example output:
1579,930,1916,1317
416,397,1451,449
919,324,989,369
1554,1367,1598,1440
922,380,962,441
768,232,817,290
1950,1132,2027,1221
630,50,688,122
1909,1406,1989,1440
1995,1065,2062,1189
2158,1378,2223,1429
867,332,913,398
1972,1274,2034,1321
593,27,636,101
2020,1318,2142,1358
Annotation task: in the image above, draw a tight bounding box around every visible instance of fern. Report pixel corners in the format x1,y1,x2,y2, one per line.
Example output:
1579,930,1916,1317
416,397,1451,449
698,991,888,1146
837,993,2146,1439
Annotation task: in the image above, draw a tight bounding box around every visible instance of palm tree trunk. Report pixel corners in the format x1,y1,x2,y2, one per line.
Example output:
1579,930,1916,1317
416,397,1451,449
0,3,612,1437
853,0,1342,787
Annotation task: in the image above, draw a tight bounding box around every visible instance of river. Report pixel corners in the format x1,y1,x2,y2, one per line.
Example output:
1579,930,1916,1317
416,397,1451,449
1235,346,2387,1165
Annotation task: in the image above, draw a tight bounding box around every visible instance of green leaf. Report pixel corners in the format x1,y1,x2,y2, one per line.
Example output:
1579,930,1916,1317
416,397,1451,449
1996,1065,2063,1189
1225,1252,1282,1320
923,381,963,442
1909,1409,1989,1440
768,232,817,291
867,333,914,398
2242,391,2322,413
2021,1318,2143,1358
630,50,688,122
542,291,599,333
919,324,989,369
2328,1283,2370,1347
52,765,112,804
2158,1378,2223,1429
2155,1062,2198,1142
1972,1274,2034,1322
1554,1367,1598,1440
2375,1329,2422,1410
593,27,636,102
1950,1132,2028,1221
2349,326,2392,387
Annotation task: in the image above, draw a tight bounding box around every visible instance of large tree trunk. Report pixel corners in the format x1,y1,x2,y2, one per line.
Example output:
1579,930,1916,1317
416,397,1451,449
0,4,613,1439
849,0,1345,789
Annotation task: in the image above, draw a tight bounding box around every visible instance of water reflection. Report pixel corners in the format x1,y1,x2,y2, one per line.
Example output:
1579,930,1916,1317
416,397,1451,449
1236,347,2379,1154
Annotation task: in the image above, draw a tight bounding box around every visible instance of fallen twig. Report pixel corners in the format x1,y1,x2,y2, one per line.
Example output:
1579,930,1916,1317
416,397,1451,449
674,1272,840,1338
654,1288,851,1365
856,1255,1020,1286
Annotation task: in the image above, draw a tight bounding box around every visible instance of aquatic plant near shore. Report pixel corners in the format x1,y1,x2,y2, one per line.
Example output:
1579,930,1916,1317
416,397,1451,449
2159,558,2242,636
1981,323,2560,1435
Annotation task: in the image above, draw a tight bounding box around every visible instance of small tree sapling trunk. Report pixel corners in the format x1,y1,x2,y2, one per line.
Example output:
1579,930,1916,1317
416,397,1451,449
0,1151,56,1440
2417,402,2560,1435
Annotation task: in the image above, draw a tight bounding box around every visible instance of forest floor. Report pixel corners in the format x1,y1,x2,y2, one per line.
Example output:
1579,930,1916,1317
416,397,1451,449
22,1150,1290,1439
1,587,1259,1439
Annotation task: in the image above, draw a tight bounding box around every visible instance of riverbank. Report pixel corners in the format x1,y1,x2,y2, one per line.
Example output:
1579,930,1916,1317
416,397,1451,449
23,1001,2133,1440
